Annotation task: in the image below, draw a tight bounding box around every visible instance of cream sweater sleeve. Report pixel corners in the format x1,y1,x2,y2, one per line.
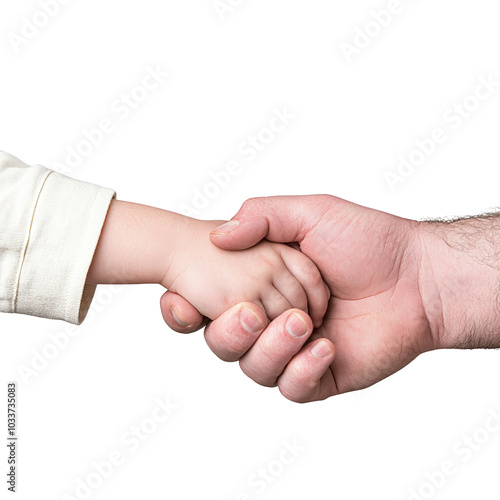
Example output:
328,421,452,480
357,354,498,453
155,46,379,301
0,151,115,324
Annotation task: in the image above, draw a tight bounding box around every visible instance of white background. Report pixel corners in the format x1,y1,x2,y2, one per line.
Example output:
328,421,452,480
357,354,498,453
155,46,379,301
1,1,500,499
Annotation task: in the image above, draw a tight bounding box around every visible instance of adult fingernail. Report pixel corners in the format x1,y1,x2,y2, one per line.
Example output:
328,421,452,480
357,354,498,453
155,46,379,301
311,340,333,359
286,313,309,338
212,220,240,234
171,306,191,327
240,306,263,333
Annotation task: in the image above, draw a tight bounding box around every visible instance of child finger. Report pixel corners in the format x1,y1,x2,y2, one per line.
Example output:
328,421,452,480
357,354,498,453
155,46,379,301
272,272,308,315
262,287,293,321
281,248,330,327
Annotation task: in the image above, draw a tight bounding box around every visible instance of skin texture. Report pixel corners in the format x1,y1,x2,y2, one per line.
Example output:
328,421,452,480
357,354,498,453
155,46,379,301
161,218,330,322
87,200,329,323
160,195,500,403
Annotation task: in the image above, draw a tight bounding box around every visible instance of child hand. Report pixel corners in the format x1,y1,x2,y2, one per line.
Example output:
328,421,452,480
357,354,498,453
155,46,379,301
161,219,330,326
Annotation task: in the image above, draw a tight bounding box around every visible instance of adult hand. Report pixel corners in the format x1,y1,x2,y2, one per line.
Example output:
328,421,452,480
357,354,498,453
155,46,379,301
161,195,500,402
161,195,439,402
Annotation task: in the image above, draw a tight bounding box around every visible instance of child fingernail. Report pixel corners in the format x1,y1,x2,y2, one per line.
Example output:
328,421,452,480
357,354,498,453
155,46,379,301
240,306,263,333
212,220,240,234
311,340,333,359
171,306,190,327
286,313,309,338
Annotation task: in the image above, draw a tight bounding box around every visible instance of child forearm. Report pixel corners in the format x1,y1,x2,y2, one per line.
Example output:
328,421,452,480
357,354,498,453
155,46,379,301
86,200,187,286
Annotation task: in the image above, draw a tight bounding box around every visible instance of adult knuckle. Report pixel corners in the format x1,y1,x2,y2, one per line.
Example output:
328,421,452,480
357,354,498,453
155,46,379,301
278,383,308,404
242,197,263,212
206,330,242,361
240,361,277,388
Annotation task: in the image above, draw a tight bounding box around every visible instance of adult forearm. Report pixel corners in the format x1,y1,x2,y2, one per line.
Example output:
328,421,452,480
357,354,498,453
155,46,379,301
419,214,500,350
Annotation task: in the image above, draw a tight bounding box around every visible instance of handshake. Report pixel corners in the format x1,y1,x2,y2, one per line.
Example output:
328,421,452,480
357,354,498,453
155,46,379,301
88,194,500,403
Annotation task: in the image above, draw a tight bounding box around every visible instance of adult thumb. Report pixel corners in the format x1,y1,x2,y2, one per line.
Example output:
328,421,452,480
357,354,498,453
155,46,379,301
210,195,334,250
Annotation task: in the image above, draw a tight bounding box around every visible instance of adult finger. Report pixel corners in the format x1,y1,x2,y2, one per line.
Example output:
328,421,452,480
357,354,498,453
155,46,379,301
277,339,337,403
160,291,207,333
238,309,314,387
204,302,269,362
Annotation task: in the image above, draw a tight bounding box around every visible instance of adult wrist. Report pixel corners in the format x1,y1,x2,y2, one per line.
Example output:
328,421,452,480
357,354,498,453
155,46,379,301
418,218,500,350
